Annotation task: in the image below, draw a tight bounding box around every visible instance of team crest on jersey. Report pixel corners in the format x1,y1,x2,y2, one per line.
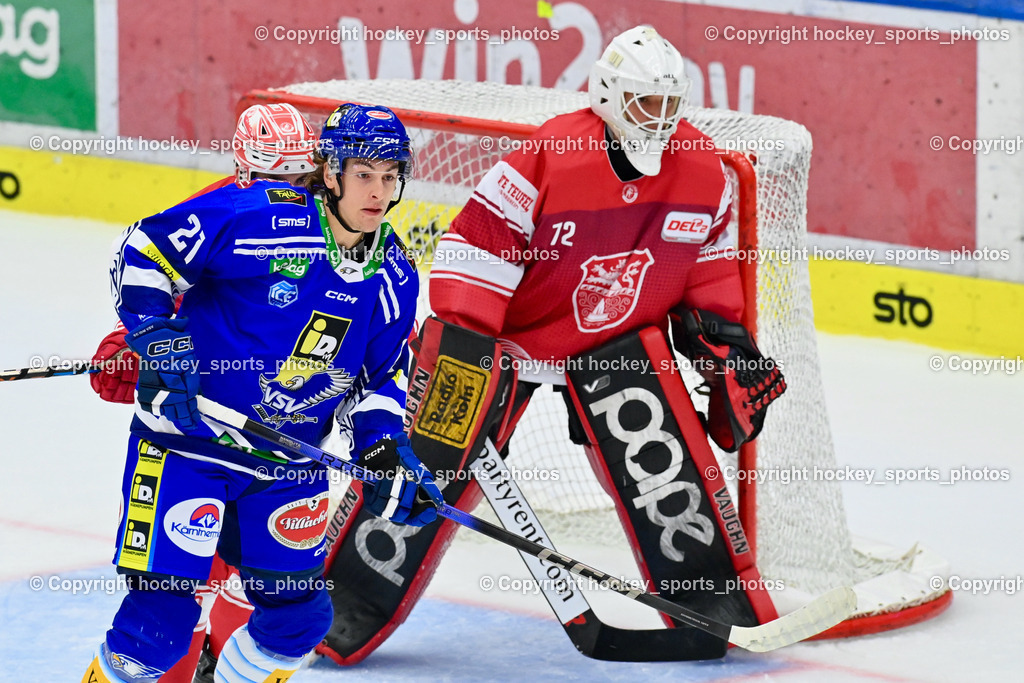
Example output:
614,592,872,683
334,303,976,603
255,312,354,424
573,249,654,333
622,184,639,203
269,280,299,307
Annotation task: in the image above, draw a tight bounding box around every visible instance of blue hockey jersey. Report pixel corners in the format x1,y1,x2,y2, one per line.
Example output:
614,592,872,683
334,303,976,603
109,180,418,473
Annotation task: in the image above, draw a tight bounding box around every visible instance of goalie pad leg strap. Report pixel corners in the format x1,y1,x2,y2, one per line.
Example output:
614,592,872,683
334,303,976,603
564,327,777,652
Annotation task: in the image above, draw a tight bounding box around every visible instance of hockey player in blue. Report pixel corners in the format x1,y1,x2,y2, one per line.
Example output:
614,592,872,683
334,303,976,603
84,104,441,683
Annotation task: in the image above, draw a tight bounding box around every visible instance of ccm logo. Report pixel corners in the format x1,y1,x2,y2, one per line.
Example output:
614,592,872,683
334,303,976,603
661,212,712,243
147,337,193,356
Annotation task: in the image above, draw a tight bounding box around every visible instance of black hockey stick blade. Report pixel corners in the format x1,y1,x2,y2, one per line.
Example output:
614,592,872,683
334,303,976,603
435,502,857,651
473,439,735,661
197,396,856,652
0,360,98,382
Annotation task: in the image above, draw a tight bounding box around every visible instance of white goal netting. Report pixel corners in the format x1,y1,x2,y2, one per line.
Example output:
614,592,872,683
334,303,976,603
259,79,949,624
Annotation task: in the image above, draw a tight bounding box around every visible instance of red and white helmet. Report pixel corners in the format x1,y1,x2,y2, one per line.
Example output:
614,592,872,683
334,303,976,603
233,103,316,187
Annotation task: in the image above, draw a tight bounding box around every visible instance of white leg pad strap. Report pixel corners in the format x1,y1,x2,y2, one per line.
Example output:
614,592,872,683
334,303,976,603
214,625,304,683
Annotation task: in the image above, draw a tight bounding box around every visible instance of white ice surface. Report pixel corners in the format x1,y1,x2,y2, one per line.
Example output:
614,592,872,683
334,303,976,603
0,209,1022,682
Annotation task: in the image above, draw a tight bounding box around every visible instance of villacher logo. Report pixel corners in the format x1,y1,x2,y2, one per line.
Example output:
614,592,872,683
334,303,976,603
268,493,329,549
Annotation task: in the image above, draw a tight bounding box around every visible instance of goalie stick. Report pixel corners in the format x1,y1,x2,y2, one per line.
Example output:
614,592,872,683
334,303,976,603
470,437,747,660
197,396,856,652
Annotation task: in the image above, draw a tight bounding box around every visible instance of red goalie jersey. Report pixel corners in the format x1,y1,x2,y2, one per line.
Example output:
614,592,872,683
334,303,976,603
430,108,743,376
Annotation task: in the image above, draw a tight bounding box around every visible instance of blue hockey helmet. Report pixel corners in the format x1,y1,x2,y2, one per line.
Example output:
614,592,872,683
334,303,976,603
317,103,413,178
316,103,413,220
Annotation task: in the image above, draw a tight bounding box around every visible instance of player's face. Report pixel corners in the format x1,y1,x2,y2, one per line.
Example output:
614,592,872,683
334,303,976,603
624,93,681,132
325,158,400,243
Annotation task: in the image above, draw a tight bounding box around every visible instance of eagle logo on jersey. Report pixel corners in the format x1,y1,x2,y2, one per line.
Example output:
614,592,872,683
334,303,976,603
573,249,654,333
255,312,355,423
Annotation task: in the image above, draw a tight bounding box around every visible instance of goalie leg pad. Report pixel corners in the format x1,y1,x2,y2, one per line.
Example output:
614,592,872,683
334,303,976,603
317,316,517,665
404,316,518,471
565,327,777,656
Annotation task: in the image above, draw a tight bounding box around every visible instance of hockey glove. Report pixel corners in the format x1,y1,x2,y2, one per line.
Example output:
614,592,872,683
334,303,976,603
124,317,202,431
361,434,441,527
89,324,139,404
674,308,786,452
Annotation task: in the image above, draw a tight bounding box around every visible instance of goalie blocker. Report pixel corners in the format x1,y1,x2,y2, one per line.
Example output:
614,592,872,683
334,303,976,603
316,316,518,665
563,326,778,658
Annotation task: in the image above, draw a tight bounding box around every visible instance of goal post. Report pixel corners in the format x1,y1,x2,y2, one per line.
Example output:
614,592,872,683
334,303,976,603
238,78,952,638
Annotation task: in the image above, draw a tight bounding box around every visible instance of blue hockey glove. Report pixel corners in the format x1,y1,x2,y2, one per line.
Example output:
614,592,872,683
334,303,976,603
123,317,202,431
361,434,441,527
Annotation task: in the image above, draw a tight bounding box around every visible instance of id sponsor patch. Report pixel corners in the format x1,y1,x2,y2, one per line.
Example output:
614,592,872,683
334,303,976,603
138,440,168,463
413,357,488,449
661,211,712,243
268,493,329,550
130,474,159,507
117,440,168,571
163,498,224,556
121,519,152,556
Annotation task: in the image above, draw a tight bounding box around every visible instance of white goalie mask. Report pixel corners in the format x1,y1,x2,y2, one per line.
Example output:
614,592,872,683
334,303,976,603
588,26,689,176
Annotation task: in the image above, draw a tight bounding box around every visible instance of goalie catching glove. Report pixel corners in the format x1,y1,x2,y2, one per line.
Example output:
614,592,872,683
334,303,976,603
672,308,786,452
360,434,441,527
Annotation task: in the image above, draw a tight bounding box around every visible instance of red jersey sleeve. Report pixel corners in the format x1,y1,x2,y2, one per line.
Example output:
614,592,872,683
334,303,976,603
429,144,546,336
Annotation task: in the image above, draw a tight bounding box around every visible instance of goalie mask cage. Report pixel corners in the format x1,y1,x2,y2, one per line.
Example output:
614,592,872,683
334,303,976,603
238,79,951,638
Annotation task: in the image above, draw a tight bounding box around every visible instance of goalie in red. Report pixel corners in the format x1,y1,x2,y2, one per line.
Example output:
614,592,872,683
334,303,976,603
321,25,787,664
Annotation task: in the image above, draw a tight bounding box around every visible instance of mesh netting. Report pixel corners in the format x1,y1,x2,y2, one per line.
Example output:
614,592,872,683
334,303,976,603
274,79,938,613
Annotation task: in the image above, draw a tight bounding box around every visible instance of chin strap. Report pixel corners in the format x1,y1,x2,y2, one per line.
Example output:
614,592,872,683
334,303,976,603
386,176,406,214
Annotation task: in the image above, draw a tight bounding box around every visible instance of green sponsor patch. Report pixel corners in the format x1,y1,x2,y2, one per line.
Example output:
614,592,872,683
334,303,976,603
271,257,310,279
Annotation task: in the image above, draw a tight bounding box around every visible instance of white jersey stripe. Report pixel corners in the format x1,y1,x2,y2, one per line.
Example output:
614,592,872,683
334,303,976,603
120,264,174,295
430,271,516,298
380,269,401,322
233,237,324,246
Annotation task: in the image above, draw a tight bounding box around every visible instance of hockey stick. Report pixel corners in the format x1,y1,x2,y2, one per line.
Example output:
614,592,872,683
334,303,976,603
471,438,748,660
197,396,856,652
0,360,98,382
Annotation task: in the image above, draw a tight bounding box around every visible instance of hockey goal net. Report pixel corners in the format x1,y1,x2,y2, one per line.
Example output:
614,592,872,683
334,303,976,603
238,79,950,637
